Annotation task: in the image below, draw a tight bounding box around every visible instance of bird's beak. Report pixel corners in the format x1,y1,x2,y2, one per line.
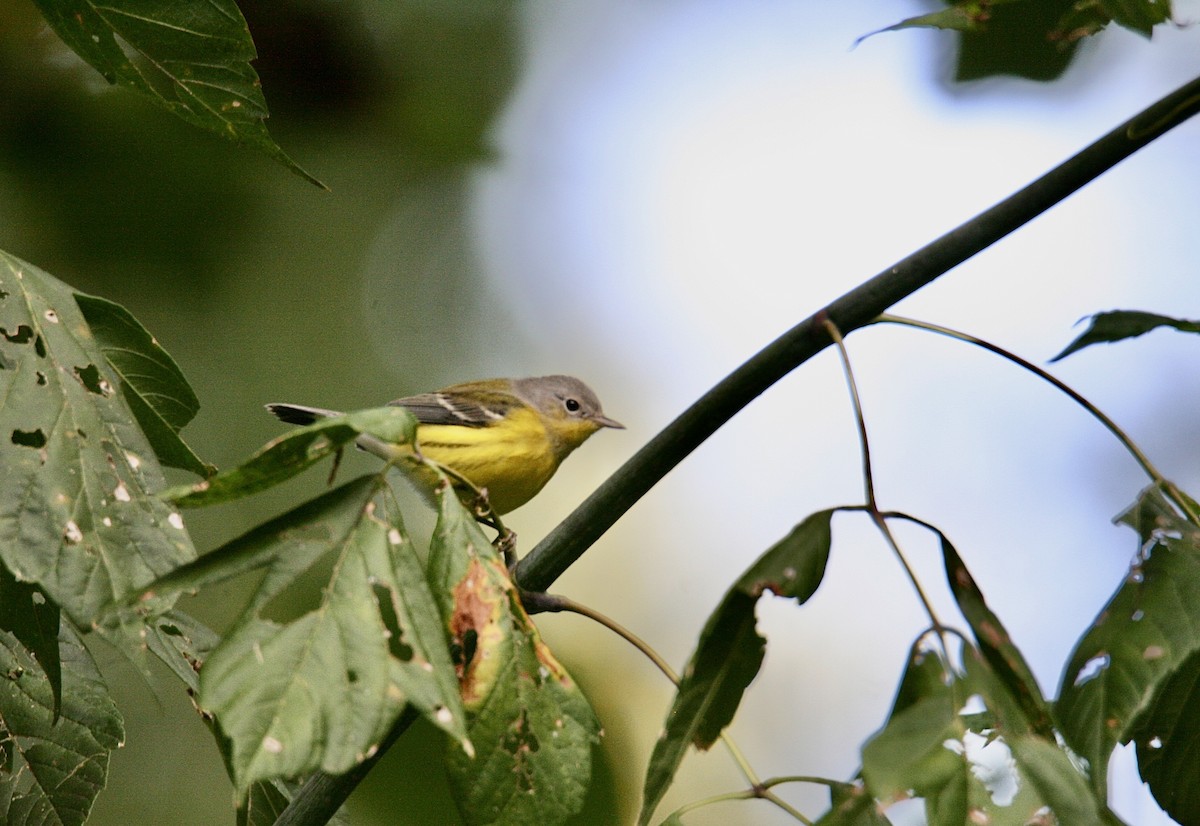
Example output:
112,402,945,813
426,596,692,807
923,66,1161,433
592,414,625,430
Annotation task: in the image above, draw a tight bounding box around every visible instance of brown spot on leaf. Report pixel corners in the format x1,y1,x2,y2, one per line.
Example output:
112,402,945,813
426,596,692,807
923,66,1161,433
449,557,506,709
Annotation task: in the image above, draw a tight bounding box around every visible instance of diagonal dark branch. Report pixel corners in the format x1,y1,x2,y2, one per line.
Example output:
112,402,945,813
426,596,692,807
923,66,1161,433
276,73,1200,825
513,72,1200,595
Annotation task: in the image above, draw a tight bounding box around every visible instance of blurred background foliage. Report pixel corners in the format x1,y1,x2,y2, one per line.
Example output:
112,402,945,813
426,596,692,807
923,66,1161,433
0,1,605,822
3,0,1199,823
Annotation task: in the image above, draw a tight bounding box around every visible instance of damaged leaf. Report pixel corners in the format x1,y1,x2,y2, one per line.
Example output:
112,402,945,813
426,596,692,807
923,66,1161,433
0,252,196,628
188,475,466,791
75,292,212,477
430,486,599,826
1057,486,1200,799
639,508,835,825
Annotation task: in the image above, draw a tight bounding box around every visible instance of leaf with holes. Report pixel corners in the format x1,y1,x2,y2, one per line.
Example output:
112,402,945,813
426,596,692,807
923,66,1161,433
430,487,599,826
75,293,212,477
1057,486,1200,799
855,641,1108,824
30,0,322,187
0,252,196,628
195,475,468,791
140,609,353,826
0,622,123,826
1128,644,1200,823
639,509,834,825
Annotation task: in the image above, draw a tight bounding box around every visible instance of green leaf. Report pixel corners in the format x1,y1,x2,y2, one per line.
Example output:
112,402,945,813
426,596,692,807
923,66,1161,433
0,622,123,826
0,252,196,626
1057,486,1200,798
30,0,324,187
0,564,61,721
140,609,352,826
139,476,380,603
639,509,835,826
196,475,467,791
858,3,993,44
74,292,213,477
936,528,1055,737
957,0,1081,82
143,609,220,693
1098,0,1171,36
1051,309,1200,361
861,649,967,819
1006,735,1114,825
431,488,599,826
963,648,1116,824
859,641,1108,824
1128,645,1200,824
1051,2,1115,44
164,407,417,508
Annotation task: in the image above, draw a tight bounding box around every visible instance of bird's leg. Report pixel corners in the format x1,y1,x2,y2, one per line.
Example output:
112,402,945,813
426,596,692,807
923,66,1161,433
494,528,518,569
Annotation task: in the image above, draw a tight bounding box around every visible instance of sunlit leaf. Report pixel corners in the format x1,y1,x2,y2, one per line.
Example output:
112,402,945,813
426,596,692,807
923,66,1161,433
164,407,417,508
431,487,599,826
963,648,1114,824
1051,309,1200,361
858,640,1110,824
1006,735,1114,825
1057,486,1200,798
862,649,967,821
74,293,212,477
1129,645,1200,824
0,622,123,826
194,476,468,791
30,0,323,187
0,252,195,627
639,509,835,826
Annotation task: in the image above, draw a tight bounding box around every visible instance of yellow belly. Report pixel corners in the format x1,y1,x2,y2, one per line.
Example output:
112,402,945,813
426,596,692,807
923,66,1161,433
411,409,558,514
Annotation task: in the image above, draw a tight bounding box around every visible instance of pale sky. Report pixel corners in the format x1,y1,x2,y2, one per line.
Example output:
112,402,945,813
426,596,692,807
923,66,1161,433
466,3,1200,822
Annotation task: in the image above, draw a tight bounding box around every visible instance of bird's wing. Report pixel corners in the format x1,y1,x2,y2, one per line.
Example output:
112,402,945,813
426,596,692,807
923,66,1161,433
389,390,511,428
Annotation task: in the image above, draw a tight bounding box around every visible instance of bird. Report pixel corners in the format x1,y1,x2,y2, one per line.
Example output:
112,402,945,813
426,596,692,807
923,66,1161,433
266,375,623,514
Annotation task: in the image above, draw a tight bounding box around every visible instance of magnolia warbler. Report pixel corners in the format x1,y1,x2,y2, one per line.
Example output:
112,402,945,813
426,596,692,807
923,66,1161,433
266,375,623,514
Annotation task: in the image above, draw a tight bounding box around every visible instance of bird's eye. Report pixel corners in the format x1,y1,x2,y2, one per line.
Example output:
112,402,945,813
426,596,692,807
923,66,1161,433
564,398,582,413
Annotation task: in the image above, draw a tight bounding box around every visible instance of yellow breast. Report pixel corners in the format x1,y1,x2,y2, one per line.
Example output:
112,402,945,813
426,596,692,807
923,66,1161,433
414,407,558,514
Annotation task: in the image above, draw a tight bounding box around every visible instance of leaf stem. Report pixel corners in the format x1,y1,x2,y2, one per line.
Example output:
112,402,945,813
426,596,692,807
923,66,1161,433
525,591,764,789
822,319,945,636
874,314,1200,525
666,786,813,824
